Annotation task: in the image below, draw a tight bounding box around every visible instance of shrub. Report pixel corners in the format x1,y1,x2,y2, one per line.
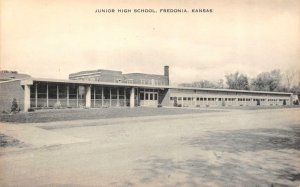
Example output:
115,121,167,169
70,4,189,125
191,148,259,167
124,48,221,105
54,101,62,109
222,100,226,107
11,98,19,114
2,110,9,114
28,108,35,112
157,104,162,108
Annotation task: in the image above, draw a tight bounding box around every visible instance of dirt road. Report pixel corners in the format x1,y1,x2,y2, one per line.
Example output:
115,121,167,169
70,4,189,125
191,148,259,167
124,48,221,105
1,108,300,186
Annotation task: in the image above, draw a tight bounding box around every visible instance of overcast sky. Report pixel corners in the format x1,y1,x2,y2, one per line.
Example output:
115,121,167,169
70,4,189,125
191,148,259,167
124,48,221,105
1,0,299,85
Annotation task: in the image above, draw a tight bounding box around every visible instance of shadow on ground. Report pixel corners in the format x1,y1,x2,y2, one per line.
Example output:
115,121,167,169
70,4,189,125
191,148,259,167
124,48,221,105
182,125,300,152
0,133,27,148
133,126,300,187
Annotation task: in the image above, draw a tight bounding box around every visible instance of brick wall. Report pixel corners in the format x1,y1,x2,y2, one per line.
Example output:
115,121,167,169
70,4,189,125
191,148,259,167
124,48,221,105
0,80,24,112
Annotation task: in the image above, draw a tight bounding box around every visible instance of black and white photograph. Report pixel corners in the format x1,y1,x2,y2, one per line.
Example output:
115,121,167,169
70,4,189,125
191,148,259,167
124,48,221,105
0,0,300,186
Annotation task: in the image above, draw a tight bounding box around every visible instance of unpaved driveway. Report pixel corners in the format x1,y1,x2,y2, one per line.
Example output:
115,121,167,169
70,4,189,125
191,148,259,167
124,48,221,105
0,108,300,186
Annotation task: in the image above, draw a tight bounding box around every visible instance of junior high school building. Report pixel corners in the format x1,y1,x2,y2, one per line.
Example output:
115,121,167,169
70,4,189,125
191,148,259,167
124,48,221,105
0,66,293,112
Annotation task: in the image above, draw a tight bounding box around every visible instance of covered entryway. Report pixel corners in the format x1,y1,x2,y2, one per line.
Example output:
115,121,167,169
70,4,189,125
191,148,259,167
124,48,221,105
139,89,159,107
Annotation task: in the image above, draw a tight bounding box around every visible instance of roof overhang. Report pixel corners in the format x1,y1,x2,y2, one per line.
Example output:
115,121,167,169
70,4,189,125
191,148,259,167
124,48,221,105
31,77,167,89
26,77,292,96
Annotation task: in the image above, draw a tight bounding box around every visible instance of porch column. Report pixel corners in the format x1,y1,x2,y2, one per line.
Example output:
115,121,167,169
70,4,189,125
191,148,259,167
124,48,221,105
181,97,183,107
85,85,91,108
124,88,126,107
76,86,79,107
24,84,31,112
67,85,69,107
93,86,96,107
109,88,112,107
101,87,104,107
130,87,135,108
117,88,120,107
35,83,38,107
57,85,59,102
46,83,49,107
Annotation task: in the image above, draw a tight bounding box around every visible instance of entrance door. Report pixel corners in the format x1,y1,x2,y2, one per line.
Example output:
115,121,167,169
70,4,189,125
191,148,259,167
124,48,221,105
140,90,158,107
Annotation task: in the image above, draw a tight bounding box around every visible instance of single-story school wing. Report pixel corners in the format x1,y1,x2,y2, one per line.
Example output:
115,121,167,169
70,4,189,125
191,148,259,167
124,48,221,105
0,66,293,112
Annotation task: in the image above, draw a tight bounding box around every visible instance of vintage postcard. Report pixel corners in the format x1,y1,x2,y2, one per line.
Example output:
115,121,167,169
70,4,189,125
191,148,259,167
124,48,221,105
0,0,299,186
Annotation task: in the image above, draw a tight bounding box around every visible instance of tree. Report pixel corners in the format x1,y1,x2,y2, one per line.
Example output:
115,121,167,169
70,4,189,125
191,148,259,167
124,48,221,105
179,80,223,89
251,69,282,91
225,72,249,90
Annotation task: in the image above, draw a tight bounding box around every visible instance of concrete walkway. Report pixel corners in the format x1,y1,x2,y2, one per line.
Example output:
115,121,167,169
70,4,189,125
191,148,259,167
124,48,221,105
0,123,88,152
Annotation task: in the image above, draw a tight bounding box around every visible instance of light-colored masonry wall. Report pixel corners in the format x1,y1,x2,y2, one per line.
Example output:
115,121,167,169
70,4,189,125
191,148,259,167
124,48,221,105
169,89,291,107
0,80,24,112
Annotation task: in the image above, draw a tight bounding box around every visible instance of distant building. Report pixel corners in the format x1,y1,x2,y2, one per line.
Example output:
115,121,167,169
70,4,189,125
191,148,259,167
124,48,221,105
0,70,30,81
0,66,293,112
69,66,169,86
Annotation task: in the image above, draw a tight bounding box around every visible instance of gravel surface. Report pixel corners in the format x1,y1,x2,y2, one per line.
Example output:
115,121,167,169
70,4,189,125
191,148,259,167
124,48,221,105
0,108,299,186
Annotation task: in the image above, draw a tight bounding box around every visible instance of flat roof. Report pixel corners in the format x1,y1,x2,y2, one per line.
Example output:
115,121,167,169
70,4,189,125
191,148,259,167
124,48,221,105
31,77,168,89
169,86,292,95
28,77,292,96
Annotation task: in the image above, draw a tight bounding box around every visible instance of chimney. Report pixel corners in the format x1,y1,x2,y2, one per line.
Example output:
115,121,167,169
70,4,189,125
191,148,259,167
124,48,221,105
164,65,169,85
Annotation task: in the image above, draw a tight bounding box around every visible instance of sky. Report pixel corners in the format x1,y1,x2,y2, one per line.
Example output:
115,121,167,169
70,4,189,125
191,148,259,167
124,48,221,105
0,0,299,85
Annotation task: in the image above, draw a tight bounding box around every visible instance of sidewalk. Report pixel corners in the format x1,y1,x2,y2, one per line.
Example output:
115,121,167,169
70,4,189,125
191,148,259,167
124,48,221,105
0,123,88,154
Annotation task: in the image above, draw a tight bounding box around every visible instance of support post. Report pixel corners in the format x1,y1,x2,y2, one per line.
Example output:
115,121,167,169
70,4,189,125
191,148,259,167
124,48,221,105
130,87,135,108
57,85,59,102
46,83,49,107
24,84,31,112
124,88,126,107
109,88,112,107
101,87,104,107
67,85,69,107
93,86,96,107
85,85,91,108
117,87,119,107
76,86,79,107
35,83,37,107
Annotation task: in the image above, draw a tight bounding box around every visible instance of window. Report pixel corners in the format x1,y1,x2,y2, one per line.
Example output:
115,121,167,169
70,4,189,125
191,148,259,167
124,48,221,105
140,79,145,84
154,94,158,100
145,93,149,100
140,93,144,100
126,79,133,84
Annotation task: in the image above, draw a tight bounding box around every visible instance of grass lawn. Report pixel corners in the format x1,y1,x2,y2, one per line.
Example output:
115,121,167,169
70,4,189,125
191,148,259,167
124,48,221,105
0,105,298,123
0,107,223,123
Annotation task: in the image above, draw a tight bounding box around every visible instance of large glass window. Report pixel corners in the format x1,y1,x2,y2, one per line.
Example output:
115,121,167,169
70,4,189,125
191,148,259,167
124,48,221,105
140,93,144,100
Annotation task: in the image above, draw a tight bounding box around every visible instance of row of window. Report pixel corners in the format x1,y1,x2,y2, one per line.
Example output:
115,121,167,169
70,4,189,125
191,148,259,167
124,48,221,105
125,79,167,85
170,97,288,102
140,92,158,100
